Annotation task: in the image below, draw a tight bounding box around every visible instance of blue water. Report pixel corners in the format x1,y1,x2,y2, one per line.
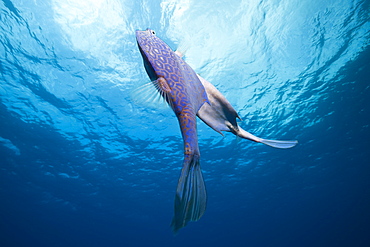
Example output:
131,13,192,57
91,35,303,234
1,0,369,246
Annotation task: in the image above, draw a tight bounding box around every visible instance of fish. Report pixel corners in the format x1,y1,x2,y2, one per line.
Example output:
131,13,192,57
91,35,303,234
135,29,298,233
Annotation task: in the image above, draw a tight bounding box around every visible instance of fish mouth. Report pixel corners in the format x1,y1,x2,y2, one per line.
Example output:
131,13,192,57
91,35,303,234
135,30,144,39
136,29,155,38
135,29,148,42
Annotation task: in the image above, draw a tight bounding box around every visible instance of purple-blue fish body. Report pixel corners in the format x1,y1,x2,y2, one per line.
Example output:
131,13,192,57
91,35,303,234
136,29,208,232
136,29,298,233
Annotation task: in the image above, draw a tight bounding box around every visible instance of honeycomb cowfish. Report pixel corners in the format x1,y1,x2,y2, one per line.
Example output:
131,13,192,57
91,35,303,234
135,29,298,233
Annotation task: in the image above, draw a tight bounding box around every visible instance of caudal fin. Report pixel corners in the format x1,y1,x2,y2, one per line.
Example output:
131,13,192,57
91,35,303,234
232,126,298,149
259,138,298,149
171,154,207,233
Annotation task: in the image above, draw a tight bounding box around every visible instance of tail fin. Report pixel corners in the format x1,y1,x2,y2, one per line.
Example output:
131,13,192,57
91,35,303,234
259,138,298,149
171,154,207,233
233,126,298,149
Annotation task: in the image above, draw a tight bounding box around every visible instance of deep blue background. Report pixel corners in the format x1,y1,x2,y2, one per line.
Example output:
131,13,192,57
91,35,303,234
1,0,369,246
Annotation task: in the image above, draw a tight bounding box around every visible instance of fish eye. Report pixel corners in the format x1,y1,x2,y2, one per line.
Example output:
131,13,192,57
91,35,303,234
151,30,156,35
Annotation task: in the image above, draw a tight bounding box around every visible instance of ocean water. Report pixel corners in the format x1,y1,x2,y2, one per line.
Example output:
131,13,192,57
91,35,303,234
1,0,369,246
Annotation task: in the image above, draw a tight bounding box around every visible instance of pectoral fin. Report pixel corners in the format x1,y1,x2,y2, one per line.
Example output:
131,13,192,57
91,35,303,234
131,77,174,110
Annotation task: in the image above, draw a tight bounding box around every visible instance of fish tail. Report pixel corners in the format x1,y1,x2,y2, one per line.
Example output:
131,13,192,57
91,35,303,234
259,138,298,149
171,153,206,233
233,125,298,149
